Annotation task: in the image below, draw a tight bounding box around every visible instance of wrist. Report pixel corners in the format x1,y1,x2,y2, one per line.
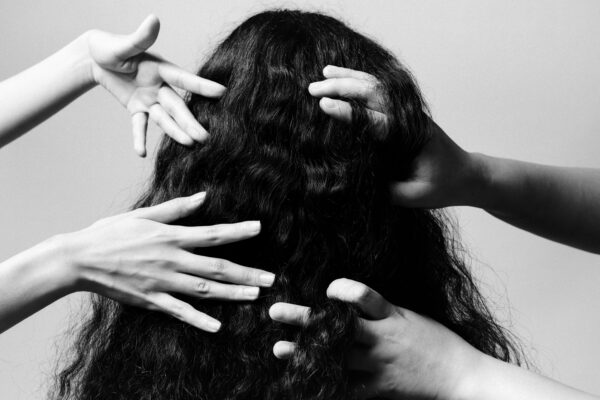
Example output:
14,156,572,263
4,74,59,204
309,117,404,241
62,31,97,89
460,152,496,208
451,353,499,400
40,233,83,294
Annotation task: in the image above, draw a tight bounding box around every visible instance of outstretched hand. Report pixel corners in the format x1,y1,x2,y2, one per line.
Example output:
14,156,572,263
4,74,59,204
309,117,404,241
86,15,225,156
309,65,485,208
269,278,483,400
64,193,275,332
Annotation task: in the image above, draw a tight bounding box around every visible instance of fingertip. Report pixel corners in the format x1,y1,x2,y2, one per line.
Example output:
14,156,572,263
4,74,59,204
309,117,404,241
326,277,351,299
198,79,227,98
189,191,207,206
135,147,147,158
273,341,295,359
308,81,325,96
323,64,337,77
212,83,227,97
132,14,160,51
319,96,336,110
179,135,195,146
204,318,221,333
140,14,159,29
189,124,209,143
268,303,283,320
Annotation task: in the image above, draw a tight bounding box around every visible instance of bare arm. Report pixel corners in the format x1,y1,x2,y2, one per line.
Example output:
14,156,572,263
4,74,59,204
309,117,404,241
0,15,224,155
0,194,275,334
0,33,94,148
308,65,600,254
472,154,600,253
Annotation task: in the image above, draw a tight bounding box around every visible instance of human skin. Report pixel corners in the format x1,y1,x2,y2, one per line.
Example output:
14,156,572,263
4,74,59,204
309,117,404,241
270,278,598,400
0,14,225,156
270,65,600,399
0,16,275,334
308,65,600,254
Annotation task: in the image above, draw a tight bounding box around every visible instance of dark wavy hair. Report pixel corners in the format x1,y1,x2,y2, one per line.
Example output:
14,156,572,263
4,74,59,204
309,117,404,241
53,9,522,400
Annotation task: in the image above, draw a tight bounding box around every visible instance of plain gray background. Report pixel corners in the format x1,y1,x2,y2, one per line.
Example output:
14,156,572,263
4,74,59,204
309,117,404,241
1,0,600,398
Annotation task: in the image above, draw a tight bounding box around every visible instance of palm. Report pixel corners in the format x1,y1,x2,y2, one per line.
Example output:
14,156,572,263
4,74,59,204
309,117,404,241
86,15,225,156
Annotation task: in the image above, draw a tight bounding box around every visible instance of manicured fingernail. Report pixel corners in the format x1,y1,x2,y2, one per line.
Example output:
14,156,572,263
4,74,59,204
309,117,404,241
206,319,221,333
321,97,336,109
243,287,260,299
260,272,276,286
245,220,261,234
190,191,206,204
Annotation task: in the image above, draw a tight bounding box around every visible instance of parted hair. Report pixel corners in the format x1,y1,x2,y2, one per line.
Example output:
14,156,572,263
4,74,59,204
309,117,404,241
53,9,521,400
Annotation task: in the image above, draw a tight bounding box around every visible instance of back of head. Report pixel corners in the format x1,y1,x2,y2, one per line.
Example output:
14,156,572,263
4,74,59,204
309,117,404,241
54,9,520,400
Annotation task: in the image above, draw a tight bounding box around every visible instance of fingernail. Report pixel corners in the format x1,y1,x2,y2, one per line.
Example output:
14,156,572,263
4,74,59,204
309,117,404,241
245,220,261,234
243,287,260,299
206,319,221,333
321,97,336,109
260,272,276,286
190,191,206,204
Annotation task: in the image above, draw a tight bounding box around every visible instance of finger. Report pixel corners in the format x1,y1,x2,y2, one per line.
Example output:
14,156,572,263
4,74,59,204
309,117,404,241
158,62,226,98
128,192,206,223
269,303,311,327
318,97,387,129
308,78,383,111
319,97,352,123
149,104,195,146
171,220,262,248
131,112,148,157
388,181,430,207
115,14,160,61
157,85,208,142
326,278,393,320
273,341,297,359
177,252,275,287
165,273,261,301
322,65,377,82
147,292,221,332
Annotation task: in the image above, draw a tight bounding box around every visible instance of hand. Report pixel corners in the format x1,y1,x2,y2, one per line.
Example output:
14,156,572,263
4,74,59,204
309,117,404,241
85,15,225,157
309,65,486,208
61,192,275,332
269,278,483,400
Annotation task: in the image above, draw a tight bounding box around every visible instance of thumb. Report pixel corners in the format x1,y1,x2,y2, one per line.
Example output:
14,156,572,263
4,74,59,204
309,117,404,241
120,14,160,58
388,181,428,207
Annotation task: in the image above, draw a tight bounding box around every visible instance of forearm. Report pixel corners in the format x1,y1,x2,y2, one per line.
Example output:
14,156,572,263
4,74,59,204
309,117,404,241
0,235,77,334
461,354,598,400
469,153,600,253
0,33,95,148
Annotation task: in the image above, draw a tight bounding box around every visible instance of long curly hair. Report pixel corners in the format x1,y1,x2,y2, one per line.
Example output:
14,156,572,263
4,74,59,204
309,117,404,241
53,9,522,400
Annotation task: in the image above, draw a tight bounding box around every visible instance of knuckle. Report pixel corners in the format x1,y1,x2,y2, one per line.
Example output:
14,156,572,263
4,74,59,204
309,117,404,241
210,259,226,279
244,268,257,285
195,278,210,295
202,226,223,243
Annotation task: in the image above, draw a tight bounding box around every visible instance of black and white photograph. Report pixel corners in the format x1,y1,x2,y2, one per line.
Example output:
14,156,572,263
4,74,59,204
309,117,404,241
1,1,599,399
